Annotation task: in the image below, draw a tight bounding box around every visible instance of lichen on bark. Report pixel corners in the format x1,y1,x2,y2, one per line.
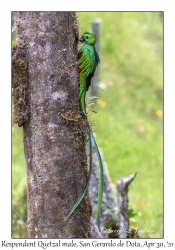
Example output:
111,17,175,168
12,37,29,126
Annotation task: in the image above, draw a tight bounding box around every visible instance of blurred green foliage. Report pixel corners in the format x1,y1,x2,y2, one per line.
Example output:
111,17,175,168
12,12,163,238
12,127,28,238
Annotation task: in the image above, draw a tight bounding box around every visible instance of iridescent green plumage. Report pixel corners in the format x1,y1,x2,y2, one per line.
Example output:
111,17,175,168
78,32,100,115
66,124,92,221
66,33,103,231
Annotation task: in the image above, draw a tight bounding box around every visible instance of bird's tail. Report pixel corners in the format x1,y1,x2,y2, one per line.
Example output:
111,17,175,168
87,122,103,231
79,72,86,115
66,121,103,231
66,122,92,221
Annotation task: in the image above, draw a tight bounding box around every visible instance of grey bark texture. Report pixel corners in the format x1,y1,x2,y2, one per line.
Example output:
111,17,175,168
117,172,137,238
12,11,92,238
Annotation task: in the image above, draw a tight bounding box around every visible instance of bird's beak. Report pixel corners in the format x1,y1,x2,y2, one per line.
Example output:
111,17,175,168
79,37,85,43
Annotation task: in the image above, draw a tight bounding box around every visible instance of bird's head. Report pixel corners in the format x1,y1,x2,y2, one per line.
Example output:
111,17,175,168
79,32,96,45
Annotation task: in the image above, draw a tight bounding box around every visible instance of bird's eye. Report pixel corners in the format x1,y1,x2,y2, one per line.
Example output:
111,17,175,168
86,36,88,39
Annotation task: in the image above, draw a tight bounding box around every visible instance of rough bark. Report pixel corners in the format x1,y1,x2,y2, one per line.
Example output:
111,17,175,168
12,11,92,238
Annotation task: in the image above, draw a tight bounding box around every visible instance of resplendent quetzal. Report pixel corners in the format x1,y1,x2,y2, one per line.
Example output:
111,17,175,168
78,32,100,115
66,32,103,230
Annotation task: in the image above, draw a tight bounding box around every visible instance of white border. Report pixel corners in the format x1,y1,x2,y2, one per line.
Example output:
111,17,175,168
0,0,174,246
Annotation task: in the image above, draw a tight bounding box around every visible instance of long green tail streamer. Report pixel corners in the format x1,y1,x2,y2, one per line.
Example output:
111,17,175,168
66,123,92,220
87,122,103,231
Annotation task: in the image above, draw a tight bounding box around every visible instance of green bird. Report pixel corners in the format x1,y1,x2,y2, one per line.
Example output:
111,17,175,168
78,32,100,115
66,32,103,231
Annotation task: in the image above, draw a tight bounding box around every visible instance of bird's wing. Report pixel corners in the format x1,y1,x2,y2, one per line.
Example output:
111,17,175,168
78,47,96,77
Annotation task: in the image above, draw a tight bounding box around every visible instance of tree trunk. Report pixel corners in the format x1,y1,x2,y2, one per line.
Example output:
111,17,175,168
12,11,92,238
